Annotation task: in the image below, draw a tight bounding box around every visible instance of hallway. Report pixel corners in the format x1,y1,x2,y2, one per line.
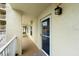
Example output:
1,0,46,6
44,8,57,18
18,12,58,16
1,3,79,56
21,36,47,56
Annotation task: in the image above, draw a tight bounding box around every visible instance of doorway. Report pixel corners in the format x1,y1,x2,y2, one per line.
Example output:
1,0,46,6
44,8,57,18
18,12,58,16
41,16,51,55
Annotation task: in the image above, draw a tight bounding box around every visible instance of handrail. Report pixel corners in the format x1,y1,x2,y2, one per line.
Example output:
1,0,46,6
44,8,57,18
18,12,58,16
0,36,17,53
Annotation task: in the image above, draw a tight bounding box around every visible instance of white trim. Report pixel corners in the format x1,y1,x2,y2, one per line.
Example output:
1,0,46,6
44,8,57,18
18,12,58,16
40,48,48,56
50,15,53,56
40,14,52,56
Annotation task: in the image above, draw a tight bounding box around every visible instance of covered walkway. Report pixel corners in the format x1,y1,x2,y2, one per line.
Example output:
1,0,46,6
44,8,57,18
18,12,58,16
20,36,47,56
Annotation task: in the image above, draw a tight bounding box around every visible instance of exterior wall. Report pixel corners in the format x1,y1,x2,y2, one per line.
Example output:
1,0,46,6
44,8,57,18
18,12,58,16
38,3,79,56
6,4,22,55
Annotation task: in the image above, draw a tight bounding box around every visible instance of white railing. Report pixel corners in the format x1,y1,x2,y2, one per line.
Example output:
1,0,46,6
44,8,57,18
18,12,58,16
0,36,17,56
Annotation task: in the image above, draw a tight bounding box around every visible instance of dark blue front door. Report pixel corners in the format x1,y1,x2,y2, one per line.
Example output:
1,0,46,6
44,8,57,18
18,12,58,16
42,18,50,55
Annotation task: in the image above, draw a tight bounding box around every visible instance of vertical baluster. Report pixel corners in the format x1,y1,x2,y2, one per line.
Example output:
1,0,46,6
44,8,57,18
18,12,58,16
8,44,10,56
11,40,13,55
2,51,5,56
11,39,16,56
0,52,3,56
14,39,16,56
11,40,15,56
7,45,9,56
9,42,13,56
5,48,8,56
10,39,15,56
9,42,12,56
3,49,7,56
12,39,14,55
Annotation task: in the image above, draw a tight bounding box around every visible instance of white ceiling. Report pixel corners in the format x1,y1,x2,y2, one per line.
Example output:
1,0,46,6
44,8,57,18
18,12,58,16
10,3,52,17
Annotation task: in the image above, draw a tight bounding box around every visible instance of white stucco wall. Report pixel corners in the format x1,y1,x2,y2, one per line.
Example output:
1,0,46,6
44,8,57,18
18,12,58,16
38,3,79,56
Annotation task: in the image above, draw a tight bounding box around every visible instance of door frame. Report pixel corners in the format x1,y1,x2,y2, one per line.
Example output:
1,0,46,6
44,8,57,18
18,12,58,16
40,14,52,55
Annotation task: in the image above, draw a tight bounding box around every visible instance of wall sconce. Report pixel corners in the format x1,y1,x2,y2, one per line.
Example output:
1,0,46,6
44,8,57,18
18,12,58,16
55,4,62,15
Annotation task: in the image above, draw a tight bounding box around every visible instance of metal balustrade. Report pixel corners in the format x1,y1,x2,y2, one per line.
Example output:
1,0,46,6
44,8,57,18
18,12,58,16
0,36,17,56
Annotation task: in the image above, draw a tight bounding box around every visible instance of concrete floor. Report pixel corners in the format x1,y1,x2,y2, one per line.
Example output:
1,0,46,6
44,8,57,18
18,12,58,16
21,36,47,56
21,36,40,56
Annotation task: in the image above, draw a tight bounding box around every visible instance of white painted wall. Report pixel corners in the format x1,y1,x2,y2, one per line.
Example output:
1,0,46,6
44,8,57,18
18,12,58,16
32,18,38,43
6,4,22,55
38,3,79,56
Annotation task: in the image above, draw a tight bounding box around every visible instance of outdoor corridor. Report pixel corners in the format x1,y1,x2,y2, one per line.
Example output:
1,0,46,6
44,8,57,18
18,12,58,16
20,36,47,56
1,3,79,56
